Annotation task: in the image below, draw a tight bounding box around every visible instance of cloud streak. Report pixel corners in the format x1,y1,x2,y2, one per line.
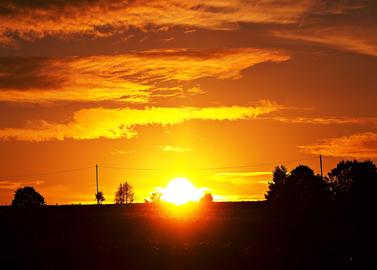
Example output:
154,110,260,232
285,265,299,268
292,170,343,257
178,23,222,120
213,171,272,185
299,132,377,158
0,180,44,190
261,116,377,126
0,0,314,44
0,48,289,103
157,145,192,152
0,101,282,141
273,26,377,57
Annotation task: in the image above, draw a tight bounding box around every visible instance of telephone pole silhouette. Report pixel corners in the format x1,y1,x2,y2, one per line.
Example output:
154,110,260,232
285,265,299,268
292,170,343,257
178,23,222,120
96,164,99,205
319,155,323,180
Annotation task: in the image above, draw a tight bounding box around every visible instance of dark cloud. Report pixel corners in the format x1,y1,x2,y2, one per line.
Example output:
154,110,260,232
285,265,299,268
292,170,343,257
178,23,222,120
0,48,289,103
0,57,65,89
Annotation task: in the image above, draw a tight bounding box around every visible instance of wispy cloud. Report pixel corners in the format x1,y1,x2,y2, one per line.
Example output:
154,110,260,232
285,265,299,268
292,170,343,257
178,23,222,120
213,171,272,185
157,145,192,152
0,100,282,141
272,26,377,57
0,0,314,44
299,132,377,158
110,149,138,155
0,49,289,104
261,116,377,126
0,180,44,190
215,194,265,201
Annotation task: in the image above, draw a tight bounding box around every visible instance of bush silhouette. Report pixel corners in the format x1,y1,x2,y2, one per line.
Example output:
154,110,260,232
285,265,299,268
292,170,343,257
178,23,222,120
12,186,46,206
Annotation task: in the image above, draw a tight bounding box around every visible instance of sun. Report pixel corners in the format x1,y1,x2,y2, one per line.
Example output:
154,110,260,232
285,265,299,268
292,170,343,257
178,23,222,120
161,177,203,205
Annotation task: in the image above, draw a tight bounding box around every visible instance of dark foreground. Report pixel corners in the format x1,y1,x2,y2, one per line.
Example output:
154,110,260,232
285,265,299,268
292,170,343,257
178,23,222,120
0,202,374,269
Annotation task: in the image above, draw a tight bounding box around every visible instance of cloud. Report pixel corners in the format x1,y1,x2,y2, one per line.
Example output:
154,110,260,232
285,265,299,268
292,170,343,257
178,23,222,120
0,180,44,190
261,116,377,126
299,132,377,158
0,48,289,103
110,149,138,155
273,26,377,57
269,1,377,57
0,0,314,44
215,194,265,201
157,145,192,152
0,100,282,141
214,171,272,185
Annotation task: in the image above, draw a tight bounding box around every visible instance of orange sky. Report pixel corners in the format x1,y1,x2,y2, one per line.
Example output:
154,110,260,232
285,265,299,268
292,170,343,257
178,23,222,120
0,0,376,204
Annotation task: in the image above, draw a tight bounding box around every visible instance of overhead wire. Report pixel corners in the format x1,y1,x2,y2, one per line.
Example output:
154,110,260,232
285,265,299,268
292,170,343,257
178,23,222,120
0,166,94,181
100,157,318,171
0,156,319,181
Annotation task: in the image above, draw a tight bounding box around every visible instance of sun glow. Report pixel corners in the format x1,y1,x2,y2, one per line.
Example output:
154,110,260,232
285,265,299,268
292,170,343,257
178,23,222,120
160,178,204,205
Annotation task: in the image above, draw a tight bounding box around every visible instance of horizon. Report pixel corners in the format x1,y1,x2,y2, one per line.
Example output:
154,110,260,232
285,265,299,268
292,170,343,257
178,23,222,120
0,155,371,205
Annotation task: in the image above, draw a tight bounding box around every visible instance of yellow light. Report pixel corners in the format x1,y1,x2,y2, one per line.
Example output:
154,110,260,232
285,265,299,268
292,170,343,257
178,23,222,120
161,177,203,205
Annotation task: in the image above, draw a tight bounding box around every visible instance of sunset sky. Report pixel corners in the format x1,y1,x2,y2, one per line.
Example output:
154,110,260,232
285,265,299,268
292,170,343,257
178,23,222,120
0,0,376,204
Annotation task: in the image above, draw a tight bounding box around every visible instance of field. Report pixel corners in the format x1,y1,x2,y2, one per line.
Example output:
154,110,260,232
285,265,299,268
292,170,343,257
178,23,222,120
0,202,365,269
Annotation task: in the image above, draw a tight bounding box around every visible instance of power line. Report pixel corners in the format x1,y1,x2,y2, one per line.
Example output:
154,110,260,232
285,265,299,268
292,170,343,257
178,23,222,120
0,166,93,180
101,157,318,172
0,156,319,181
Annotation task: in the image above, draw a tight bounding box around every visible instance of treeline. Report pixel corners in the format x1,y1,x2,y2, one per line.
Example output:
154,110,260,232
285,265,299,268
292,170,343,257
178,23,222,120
265,160,377,208
9,159,377,207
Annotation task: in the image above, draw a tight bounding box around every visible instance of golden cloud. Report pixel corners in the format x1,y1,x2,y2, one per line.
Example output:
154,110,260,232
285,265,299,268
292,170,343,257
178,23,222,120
0,0,314,43
213,171,272,185
0,48,289,103
299,132,377,158
0,100,281,141
157,145,192,152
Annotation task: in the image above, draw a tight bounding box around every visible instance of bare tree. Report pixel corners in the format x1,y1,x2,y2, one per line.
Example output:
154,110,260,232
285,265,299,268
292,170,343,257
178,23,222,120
95,191,105,205
115,182,134,204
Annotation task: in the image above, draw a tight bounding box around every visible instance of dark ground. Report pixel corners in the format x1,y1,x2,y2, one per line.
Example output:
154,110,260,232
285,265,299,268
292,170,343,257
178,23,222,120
0,202,374,269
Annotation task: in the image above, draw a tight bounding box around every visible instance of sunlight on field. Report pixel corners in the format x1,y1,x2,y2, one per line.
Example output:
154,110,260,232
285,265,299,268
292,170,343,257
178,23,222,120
161,178,205,205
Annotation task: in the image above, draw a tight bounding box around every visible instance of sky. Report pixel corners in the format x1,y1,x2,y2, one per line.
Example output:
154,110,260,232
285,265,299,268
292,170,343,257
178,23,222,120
0,0,376,204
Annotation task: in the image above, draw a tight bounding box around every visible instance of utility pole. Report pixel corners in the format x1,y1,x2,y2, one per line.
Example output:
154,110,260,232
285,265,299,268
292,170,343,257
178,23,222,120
319,155,323,180
96,164,99,204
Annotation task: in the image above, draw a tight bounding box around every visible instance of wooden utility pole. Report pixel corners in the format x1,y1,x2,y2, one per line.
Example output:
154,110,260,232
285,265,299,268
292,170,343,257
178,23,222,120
320,155,323,180
96,164,99,204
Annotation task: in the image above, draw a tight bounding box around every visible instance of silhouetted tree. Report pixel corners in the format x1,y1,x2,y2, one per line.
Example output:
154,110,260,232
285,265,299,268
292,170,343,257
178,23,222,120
265,165,328,207
265,165,288,202
148,191,162,203
115,182,134,204
200,192,213,202
12,186,46,206
95,191,105,205
327,160,377,205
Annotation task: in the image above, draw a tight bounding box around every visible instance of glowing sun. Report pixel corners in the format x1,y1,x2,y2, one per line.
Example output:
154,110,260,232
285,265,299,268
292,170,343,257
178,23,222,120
161,177,203,205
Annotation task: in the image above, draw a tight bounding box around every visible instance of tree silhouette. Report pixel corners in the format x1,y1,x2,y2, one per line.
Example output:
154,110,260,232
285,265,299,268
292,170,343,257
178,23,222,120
200,192,213,202
115,182,134,204
265,165,328,206
148,191,162,203
327,160,377,205
265,165,288,202
95,191,105,205
12,186,46,206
